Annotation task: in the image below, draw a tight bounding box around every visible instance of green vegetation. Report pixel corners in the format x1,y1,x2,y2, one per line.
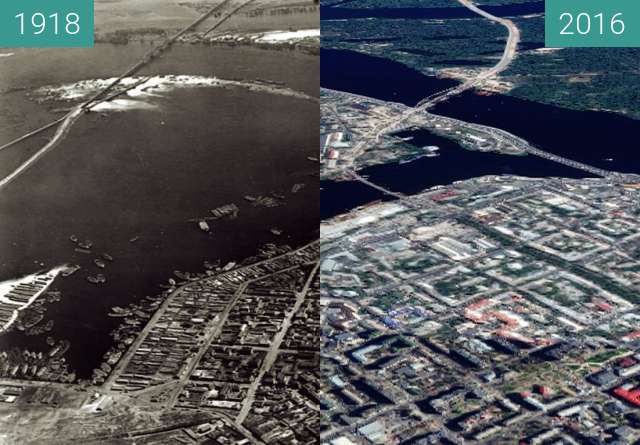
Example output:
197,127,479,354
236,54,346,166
324,0,640,119
434,279,460,296
461,216,640,305
389,337,414,351
586,348,630,365
397,255,440,272
322,14,504,71
361,270,386,287
504,15,640,119
373,293,403,311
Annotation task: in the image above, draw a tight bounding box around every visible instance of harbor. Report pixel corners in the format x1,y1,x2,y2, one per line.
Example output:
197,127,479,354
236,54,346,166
0,267,65,333
0,42,319,380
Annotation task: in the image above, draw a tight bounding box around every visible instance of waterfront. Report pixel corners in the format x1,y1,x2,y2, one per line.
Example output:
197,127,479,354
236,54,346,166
321,179,391,220
321,129,590,220
321,46,640,175
432,91,640,174
0,43,319,378
359,130,590,195
321,45,640,218
319,2,640,444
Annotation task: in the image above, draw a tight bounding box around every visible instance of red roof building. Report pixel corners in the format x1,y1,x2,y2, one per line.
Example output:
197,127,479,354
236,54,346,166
618,356,637,368
614,387,640,406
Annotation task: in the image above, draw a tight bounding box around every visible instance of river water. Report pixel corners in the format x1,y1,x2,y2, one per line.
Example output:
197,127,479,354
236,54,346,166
431,91,640,174
320,128,591,220
320,37,640,220
321,48,458,107
0,43,319,378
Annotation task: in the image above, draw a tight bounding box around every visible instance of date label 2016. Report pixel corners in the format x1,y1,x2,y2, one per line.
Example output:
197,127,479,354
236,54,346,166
0,0,93,48
546,0,640,47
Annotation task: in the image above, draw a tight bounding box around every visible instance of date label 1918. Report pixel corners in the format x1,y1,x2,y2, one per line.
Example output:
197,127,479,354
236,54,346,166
0,0,93,48
546,0,640,47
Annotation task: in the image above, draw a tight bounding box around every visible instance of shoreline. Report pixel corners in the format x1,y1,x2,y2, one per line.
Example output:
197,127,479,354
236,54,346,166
0,266,65,332
95,28,320,55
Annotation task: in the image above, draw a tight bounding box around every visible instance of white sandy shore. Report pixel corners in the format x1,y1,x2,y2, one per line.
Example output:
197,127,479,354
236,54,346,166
36,75,316,112
0,266,65,332
256,29,319,42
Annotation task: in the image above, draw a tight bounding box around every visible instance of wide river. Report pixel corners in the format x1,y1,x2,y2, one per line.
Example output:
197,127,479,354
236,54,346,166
0,43,319,378
321,44,640,219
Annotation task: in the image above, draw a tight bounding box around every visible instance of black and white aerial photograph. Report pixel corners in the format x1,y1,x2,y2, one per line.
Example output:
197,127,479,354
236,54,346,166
0,1,319,443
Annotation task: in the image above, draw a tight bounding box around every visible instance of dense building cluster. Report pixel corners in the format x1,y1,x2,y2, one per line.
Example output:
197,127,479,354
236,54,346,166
321,176,640,444
320,88,524,178
0,242,320,444
244,272,320,444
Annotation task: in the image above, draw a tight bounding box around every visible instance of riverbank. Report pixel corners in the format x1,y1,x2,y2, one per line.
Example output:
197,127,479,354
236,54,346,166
0,43,319,379
95,0,318,35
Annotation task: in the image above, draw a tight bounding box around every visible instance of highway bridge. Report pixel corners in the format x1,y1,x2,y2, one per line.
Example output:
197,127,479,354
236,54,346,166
373,108,615,179
0,0,257,192
331,82,623,182
322,87,406,109
433,114,617,178
369,0,521,142
349,171,407,201
83,0,252,109
490,128,615,178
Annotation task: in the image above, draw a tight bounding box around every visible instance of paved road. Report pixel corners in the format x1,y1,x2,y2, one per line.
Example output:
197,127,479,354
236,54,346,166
455,0,520,81
164,281,249,407
236,262,320,425
349,171,407,200
338,0,628,196
377,0,521,140
104,240,318,391
329,0,522,190
81,409,266,445
164,263,306,407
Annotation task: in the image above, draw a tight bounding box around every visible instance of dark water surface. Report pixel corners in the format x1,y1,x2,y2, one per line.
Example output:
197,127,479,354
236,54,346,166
0,44,319,378
321,1,544,20
321,48,458,107
359,130,591,195
321,179,392,220
321,130,590,220
432,91,640,174
320,46,640,219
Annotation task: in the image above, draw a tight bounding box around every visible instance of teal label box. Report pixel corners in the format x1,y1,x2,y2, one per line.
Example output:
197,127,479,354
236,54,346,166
546,0,640,47
0,0,93,48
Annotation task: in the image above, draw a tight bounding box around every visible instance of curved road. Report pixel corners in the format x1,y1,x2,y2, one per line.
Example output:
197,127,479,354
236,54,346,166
416,0,520,107
450,0,520,86
374,0,521,142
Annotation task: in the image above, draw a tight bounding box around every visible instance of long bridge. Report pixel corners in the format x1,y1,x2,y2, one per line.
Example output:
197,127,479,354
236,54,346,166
83,0,253,109
0,0,258,192
327,82,625,182
348,171,406,201
485,126,615,178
